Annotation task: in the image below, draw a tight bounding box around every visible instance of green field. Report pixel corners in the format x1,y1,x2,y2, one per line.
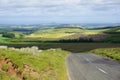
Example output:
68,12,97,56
91,47,120,61
0,47,69,80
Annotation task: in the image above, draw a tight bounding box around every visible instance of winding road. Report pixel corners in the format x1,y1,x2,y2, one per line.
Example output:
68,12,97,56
66,53,120,80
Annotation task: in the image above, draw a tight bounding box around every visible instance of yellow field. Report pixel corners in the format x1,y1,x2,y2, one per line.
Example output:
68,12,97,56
26,27,105,39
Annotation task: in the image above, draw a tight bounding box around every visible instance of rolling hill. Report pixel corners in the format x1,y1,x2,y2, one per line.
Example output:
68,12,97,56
25,27,105,39
0,26,120,43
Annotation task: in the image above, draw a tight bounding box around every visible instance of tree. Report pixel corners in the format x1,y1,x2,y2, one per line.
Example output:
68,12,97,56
2,33,15,38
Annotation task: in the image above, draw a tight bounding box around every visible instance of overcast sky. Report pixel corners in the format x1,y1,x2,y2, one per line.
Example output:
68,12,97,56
0,0,120,24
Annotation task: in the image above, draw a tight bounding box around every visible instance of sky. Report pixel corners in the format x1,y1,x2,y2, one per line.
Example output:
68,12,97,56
0,0,120,24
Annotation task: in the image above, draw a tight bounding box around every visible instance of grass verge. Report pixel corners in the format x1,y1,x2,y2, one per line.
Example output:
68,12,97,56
91,47,120,61
0,48,69,80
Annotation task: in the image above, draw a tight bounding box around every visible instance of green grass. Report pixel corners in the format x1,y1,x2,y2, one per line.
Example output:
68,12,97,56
1,64,9,72
0,72,20,80
0,48,69,80
91,47,120,61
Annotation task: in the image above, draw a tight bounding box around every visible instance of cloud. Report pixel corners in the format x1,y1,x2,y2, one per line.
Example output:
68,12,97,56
0,0,120,23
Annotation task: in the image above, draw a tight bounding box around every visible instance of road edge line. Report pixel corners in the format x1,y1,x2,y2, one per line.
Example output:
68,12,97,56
66,54,72,80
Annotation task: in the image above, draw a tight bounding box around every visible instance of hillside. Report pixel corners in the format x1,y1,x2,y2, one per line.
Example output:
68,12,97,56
25,27,104,39
0,46,69,80
103,26,120,43
104,26,120,33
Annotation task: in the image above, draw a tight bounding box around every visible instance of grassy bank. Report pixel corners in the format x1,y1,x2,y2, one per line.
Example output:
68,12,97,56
0,47,69,80
91,47,120,61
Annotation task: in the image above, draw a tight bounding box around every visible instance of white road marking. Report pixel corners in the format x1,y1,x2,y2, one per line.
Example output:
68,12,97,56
66,57,72,80
84,58,91,63
96,66,108,74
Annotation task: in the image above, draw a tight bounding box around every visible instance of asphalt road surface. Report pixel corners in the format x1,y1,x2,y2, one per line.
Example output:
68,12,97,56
66,53,120,80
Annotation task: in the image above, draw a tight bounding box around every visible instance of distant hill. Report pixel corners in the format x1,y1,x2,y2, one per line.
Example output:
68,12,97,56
104,26,120,34
91,26,120,30
54,26,83,29
25,27,103,39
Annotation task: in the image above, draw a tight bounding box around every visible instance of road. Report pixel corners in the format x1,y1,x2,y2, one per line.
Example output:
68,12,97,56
66,53,120,80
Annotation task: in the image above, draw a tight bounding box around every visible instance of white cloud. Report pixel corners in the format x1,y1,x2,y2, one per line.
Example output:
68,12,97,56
0,0,120,19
